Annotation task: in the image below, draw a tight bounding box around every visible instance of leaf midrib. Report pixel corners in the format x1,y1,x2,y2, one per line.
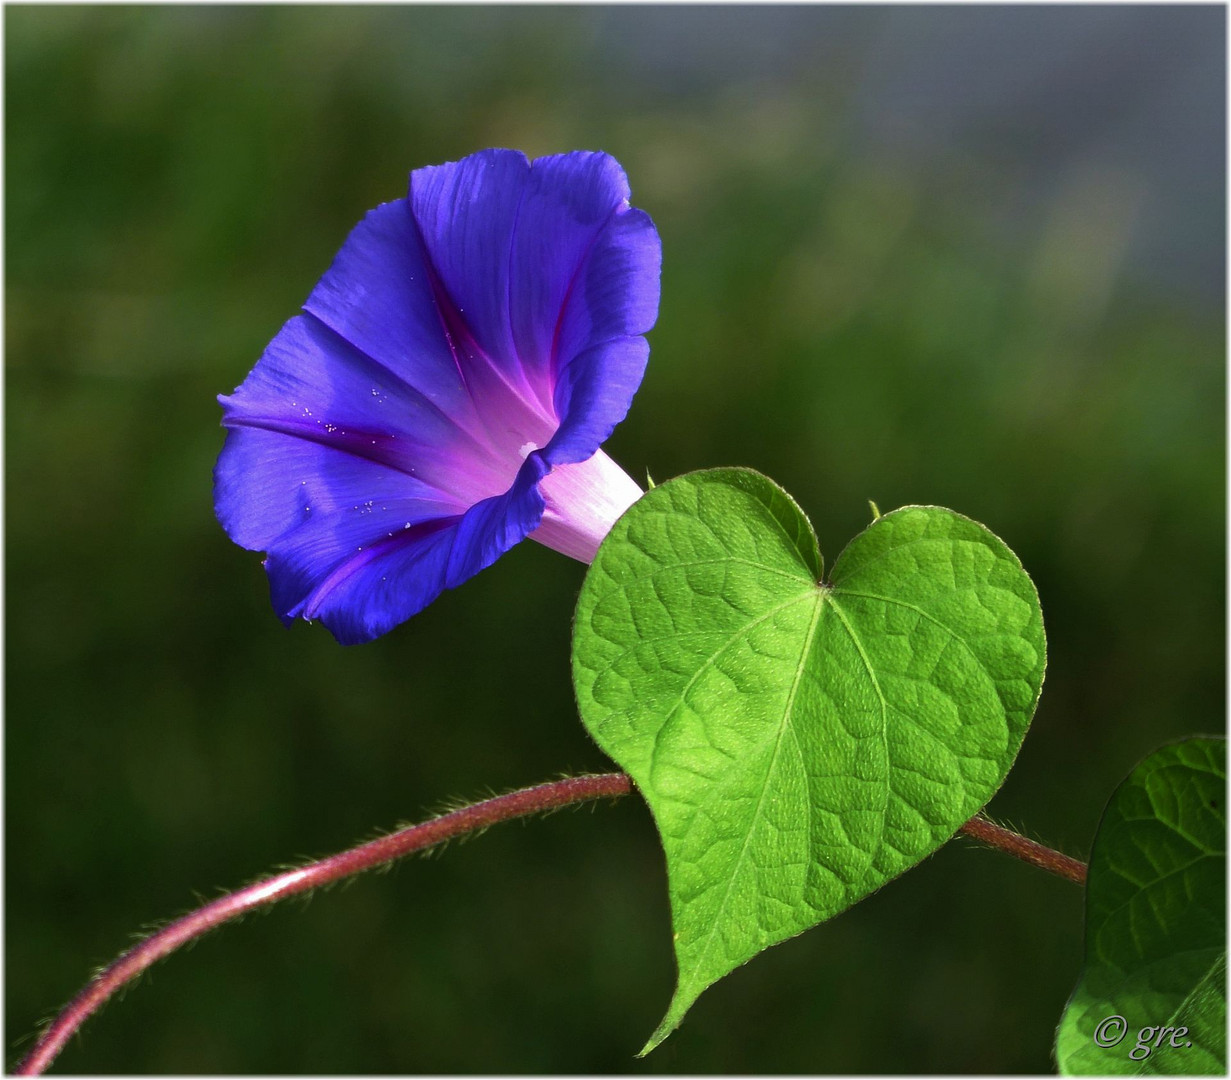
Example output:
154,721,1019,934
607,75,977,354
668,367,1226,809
1133,950,1227,1075
682,588,826,999
681,587,907,997
642,588,819,780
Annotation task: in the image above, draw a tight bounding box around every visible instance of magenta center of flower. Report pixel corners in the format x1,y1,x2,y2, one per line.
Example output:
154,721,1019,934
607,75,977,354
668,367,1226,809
432,357,558,509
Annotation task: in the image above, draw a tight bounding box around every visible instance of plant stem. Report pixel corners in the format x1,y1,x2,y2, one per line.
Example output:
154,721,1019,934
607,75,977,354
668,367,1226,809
958,813,1088,885
16,772,1084,1075
15,773,631,1077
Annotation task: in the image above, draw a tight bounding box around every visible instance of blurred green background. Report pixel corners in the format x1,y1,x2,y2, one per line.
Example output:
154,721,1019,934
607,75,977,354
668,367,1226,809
7,5,1224,1074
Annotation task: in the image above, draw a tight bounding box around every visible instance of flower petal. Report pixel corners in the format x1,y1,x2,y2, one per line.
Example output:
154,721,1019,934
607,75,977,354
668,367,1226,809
545,336,650,466
214,423,459,555
266,504,461,645
259,453,548,646
302,200,472,418
408,149,532,393
506,152,637,395
216,314,521,533
555,204,661,362
545,203,661,465
408,150,652,421
444,452,549,589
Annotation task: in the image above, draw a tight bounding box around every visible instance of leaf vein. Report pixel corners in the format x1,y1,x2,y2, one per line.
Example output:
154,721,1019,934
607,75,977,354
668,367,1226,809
685,592,825,992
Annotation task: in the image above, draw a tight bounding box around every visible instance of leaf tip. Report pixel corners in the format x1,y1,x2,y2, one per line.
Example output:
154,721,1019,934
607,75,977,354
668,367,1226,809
637,1015,679,1058
637,982,701,1057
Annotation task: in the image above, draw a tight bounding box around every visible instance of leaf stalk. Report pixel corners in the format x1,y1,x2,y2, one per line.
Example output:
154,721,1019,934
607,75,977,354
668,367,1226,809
959,813,1088,885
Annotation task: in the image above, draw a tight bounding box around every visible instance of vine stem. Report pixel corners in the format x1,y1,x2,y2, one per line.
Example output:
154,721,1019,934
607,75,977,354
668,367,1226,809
15,773,631,1076
16,772,1084,1075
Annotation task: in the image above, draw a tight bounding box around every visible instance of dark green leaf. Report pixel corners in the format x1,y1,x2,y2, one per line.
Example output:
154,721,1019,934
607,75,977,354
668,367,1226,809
1056,737,1226,1075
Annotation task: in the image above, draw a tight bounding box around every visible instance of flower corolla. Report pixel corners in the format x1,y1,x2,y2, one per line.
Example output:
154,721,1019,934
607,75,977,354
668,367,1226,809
214,149,661,643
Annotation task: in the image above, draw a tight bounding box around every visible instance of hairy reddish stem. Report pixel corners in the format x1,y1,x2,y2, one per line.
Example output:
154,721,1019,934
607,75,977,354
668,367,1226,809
15,773,632,1076
958,813,1088,885
16,772,1084,1075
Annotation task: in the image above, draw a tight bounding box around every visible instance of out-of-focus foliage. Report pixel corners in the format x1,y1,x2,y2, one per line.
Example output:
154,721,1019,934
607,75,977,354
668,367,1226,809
1056,738,1225,1076
7,6,1223,1073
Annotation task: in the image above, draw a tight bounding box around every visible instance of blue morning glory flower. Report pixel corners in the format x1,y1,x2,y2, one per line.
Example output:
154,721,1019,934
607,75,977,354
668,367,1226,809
214,149,661,644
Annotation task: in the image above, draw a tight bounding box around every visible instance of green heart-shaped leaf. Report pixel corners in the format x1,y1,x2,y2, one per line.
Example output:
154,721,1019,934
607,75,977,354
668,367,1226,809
571,468,1045,1053
1055,737,1226,1075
